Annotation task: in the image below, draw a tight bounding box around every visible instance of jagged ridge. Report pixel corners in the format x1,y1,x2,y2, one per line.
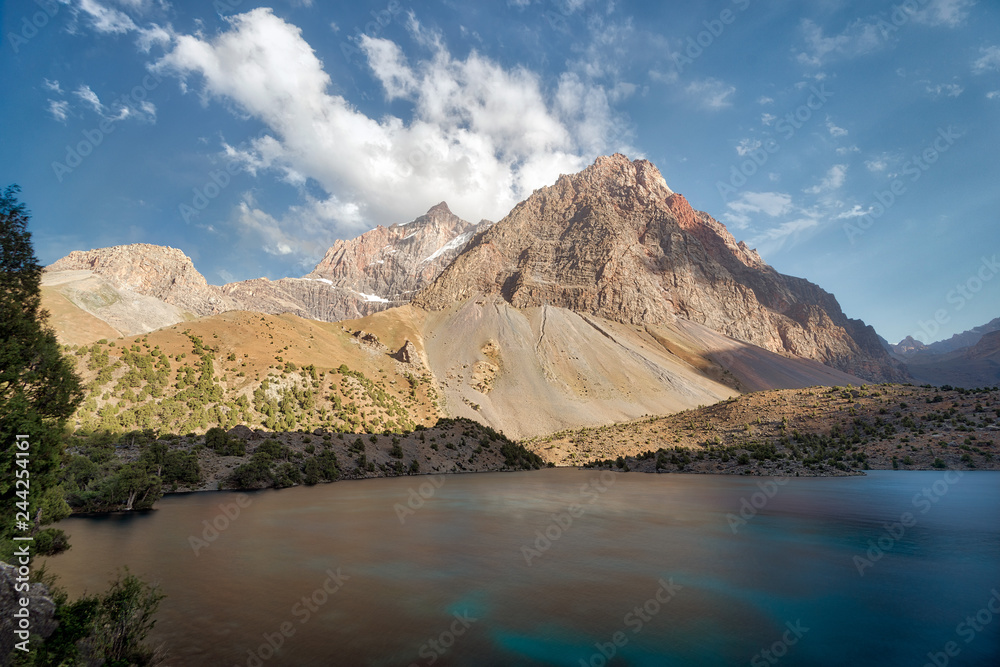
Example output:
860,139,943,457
413,154,904,382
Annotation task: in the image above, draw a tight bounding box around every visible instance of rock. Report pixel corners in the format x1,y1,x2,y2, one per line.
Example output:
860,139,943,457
0,561,58,661
394,339,419,364
353,330,384,349
414,154,905,382
45,203,490,327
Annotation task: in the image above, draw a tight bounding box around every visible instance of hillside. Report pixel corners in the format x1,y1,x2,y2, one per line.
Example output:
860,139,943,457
43,203,487,343
415,154,904,382
66,311,442,437
529,384,1000,475
344,299,863,440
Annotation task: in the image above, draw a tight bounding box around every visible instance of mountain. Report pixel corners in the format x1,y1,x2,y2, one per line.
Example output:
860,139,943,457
887,316,1000,387
892,317,1000,357
902,328,1000,387
43,203,487,340
414,154,904,383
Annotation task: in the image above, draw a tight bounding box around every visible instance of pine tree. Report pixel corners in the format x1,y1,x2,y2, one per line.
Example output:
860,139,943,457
1,185,83,559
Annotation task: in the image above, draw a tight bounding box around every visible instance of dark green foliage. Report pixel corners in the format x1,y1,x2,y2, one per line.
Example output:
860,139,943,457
204,426,246,456
0,186,84,559
500,441,544,469
15,568,164,666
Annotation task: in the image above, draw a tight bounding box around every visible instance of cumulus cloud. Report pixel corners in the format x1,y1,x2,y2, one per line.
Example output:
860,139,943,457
804,164,847,194
153,8,632,258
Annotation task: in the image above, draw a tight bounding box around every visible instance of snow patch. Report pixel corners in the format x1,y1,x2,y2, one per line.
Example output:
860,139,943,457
420,231,473,264
355,291,389,303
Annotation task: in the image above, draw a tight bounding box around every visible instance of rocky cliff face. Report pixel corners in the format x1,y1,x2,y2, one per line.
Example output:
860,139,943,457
46,204,487,326
48,244,241,316
414,154,905,382
307,202,489,304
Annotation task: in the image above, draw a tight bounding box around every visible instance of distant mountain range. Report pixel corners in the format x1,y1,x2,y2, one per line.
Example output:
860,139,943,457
43,154,998,438
888,318,1000,387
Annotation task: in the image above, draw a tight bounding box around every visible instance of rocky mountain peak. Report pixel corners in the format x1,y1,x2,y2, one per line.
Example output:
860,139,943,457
46,243,237,316
414,154,905,382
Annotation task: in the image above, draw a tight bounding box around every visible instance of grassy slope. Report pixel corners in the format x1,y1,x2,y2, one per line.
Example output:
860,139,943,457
529,384,1000,475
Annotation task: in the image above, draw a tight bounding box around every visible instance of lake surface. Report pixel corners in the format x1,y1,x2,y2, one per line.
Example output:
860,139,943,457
43,470,1000,666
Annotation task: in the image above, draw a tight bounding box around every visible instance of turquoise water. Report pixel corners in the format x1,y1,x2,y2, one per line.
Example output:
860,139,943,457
43,470,1000,666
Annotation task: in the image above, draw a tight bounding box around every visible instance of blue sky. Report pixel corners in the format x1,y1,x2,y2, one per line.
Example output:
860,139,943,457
1,0,998,345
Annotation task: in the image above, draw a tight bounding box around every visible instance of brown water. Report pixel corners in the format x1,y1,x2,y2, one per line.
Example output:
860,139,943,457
42,469,1000,666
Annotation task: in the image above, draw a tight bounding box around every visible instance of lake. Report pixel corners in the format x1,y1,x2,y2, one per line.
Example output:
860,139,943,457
42,469,1000,666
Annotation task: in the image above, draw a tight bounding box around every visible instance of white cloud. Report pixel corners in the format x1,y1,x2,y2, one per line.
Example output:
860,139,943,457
735,138,761,156
835,145,860,155
235,192,364,262
925,82,964,98
909,0,976,27
836,205,877,219
757,96,774,105
804,164,847,194
749,218,819,247
685,78,735,110
153,8,632,256
973,45,1000,74
43,78,63,94
47,100,70,122
726,191,793,217
987,90,1000,100
78,0,139,34
761,112,777,126
74,85,104,113
865,158,888,172
826,117,848,137
796,18,884,67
